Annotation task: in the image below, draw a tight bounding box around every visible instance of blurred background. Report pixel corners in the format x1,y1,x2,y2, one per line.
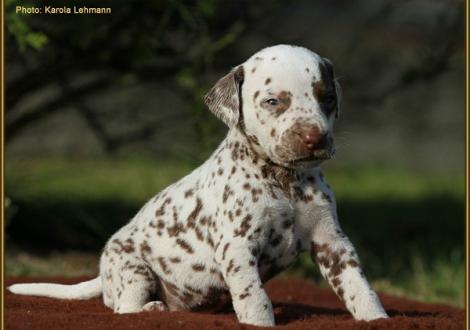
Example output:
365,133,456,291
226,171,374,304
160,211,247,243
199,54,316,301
5,0,465,307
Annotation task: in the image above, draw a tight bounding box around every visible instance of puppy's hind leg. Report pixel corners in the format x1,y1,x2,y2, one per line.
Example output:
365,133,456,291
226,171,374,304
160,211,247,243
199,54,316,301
110,260,165,314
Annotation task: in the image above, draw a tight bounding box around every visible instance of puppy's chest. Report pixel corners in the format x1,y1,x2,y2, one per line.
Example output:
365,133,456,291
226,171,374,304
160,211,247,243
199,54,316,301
220,177,303,279
251,199,302,280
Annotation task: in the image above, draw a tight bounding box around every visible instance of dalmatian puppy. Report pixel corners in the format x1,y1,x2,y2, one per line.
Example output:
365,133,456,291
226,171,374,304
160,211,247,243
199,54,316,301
9,44,388,326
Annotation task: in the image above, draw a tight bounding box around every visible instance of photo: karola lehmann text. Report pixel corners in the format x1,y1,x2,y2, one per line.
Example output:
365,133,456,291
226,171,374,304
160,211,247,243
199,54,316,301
16,5,112,15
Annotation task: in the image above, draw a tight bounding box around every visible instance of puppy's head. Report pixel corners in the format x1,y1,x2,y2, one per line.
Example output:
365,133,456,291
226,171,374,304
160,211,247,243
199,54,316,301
205,44,341,168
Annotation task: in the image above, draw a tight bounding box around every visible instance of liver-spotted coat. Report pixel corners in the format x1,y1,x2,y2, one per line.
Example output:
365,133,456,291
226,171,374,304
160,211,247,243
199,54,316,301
8,45,388,327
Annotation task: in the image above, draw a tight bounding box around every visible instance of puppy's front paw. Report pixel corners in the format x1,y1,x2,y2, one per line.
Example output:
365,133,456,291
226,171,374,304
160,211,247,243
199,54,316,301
356,309,389,321
353,302,389,321
351,291,389,321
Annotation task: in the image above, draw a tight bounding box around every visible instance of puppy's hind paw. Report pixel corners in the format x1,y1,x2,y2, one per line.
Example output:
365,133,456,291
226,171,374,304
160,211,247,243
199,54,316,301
141,301,169,312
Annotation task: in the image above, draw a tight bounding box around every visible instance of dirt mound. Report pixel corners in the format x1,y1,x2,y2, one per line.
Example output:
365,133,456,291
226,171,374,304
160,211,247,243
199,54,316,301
5,276,464,330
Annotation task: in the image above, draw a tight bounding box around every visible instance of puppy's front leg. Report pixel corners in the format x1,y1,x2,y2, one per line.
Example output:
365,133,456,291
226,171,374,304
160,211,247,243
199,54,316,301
310,210,388,320
215,239,275,326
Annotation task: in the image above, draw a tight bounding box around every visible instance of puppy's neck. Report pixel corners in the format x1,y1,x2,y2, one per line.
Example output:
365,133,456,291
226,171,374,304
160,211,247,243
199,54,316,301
224,127,269,167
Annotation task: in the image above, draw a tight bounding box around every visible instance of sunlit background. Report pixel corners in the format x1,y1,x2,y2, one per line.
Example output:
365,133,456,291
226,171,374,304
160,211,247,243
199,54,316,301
5,0,465,307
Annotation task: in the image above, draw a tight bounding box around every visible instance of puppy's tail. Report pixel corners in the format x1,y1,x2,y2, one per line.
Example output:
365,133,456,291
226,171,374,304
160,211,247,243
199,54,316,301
8,276,102,300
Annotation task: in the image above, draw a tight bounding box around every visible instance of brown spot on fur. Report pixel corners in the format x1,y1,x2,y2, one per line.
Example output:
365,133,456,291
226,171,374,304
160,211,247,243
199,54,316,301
226,259,235,275
253,90,260,101
140,241,152,255
270,128,276,137
169,257,181,263
167,222,185,237
265,78,271,85
222,243,230,260
261,163,296,197
176,239,194,254
311,242,359,279
222,185,234,203
206,235,214,248
155,197,172,217
313,80,327,99
157,257,172,274
111,238,135,254
239,293,251,299
251,188,263,202
184,189,194,198
275,91,292,116
234,214,252,237
192,264,206,272
248,135,260,146
293,186,314,203
187,197,203,228
194,227,204,241
200,216,209,226
331,277,341,288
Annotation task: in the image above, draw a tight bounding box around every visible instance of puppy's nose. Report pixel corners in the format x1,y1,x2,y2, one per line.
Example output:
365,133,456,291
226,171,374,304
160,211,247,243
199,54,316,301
300,125,328,150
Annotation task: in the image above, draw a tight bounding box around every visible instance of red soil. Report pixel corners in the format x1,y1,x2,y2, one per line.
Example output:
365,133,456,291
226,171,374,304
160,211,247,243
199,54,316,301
5,276,465,330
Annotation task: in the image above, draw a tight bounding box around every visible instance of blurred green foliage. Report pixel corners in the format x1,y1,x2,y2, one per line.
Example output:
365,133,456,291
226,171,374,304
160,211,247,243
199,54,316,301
5,158,464,306
6,0,48,50
6,0,296,163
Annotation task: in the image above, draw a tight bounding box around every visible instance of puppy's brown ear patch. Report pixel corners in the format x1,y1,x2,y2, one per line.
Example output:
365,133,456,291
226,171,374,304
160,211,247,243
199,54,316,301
204,65,244,128
321,58,341,118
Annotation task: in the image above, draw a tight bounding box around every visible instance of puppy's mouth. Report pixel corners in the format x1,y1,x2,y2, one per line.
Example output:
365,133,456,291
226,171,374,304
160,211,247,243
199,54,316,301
292,147,335,164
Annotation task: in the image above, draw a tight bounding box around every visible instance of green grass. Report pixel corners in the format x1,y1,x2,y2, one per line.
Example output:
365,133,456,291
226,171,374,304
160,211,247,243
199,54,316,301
6,157,195,204
6,251,99,277
5,157,465,307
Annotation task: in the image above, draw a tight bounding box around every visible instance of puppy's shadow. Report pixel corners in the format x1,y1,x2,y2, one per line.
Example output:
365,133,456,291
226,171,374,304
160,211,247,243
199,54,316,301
272,301,348,324
271,303,439,324
386,309,438,318
215,302,438,325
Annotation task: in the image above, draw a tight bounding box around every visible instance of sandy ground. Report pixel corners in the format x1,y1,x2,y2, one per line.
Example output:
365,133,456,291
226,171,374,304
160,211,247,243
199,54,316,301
5,276,465,330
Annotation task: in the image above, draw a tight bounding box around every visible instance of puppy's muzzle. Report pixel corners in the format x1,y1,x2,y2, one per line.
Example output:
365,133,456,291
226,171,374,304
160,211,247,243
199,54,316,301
293,124,334,161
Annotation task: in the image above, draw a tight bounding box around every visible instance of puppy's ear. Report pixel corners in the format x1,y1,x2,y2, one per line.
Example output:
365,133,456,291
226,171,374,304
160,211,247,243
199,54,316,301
333,79,342,119
322,58,341,119
204,65,244,128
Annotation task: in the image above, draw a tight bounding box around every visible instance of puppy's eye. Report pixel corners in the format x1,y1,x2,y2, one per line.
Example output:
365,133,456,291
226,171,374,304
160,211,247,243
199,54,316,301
323,94,336,106
265,98,279,106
